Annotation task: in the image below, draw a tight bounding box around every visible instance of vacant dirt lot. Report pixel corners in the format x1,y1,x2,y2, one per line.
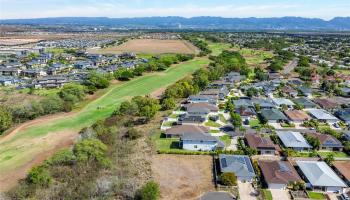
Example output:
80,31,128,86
152,154,215,200
89,39,198,55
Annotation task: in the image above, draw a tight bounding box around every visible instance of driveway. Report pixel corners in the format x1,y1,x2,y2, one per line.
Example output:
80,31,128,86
270,189,290,200
237,181,257,200
226,136,238,151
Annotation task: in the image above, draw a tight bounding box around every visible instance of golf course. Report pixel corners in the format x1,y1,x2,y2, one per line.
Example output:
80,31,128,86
0,40,234,191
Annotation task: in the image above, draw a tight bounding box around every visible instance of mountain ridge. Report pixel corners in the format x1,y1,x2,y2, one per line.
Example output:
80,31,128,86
1,16,350,30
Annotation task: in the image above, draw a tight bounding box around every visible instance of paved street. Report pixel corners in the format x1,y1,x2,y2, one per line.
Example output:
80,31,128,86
283,58,298,75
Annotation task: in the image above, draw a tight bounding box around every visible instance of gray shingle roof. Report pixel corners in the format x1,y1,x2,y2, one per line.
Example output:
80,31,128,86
277,131,311,148
296,161,347,187
219,154,256,178
307,109,339,121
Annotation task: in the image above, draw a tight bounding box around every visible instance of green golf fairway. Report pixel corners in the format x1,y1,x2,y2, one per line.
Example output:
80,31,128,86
0,57,209,172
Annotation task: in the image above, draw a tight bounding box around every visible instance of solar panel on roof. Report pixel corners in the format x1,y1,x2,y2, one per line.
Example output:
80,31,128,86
279,162,290,172
221,158,227,168
244,157,254,173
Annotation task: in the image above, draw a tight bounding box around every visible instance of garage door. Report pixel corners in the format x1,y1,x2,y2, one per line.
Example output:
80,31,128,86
268,183,286,190
326,186,342,193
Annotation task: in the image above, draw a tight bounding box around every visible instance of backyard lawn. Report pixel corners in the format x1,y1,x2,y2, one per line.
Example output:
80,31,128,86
307,191,326,200
219,135,231,147
318,151,349,158
204,120,222,128
218,114,228,123
249,119,262,128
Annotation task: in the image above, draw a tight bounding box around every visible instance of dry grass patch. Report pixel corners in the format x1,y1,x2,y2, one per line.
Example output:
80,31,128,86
89,39,198,55
152,154,214,200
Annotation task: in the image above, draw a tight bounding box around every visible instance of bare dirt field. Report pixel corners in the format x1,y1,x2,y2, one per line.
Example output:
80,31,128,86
88,39,199,55
151,154,215,200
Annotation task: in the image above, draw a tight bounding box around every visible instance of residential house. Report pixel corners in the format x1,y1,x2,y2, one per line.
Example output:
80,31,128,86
20,69,47,78
164,125,209,138
299,86,313,98
335,109,350,125
259,160,302,189
33,76,70,88
293,97,318,109
184,103,219,115
252,98,275,109
307,109,339,123
200,87,229,100
180,130,224,151
276,131,312,151
245,134,277,155
284,110,311,123
0,67,21,76
219,154,256,182
188,95,217,105
333,161,350,186
232,99,254,109
313,98,340,111
305,132,343,151
271,98,295,109
235,106,256,121
282,86,298,97
341,87,350,97
178,114,206,125
260,109,288,123
296,161,347,193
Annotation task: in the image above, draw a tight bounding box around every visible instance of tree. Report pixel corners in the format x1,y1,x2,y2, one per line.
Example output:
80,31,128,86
230,112,242,127
246,87,259,97
220,172,237,186
73,139,110,167
305,136,321,150
161,97,176,110
40,95,64,114
136,181,160,200
85,72,110,89
324,153,334,165
59,83,86,104
0,106,12,134
26,166,52,187
124,128,142,140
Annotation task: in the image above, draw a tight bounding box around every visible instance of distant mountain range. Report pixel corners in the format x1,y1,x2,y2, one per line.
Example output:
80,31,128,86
1,16,350,31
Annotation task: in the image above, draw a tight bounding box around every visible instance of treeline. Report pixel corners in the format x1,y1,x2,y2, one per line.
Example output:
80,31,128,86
267,49,294,72
182,34,212,56
0,72,111,135
113,54,194,81
295,55,313,81
161,50,248,108
243,38,290,51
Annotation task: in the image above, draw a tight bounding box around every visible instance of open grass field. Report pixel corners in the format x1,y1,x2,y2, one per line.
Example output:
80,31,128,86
208,42,231,56
0,57,210,191
152,154,214,200
88,39,199,55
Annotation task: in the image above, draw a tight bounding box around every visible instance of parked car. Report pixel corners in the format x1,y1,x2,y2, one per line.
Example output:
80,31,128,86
341,193,350,200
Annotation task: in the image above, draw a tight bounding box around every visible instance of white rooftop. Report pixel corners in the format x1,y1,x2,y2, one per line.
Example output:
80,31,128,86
272,98,295,106
307,109,339,120
276,131,311,148
296,161,347,187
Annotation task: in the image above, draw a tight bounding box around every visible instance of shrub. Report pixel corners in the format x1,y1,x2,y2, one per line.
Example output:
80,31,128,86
47,149,76,166
73,139,110,167
0,105,12,134
220,172,237,186
136,181,160,200
26,166,52,187
124,128,142,140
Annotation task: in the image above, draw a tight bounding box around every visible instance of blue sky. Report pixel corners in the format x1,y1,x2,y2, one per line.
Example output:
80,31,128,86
0,0,349,19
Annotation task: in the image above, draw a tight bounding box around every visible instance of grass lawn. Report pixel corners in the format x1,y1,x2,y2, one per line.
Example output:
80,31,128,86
218,114,228,124
169,113,179,118
208,42,231,56
204,120,222,128
307,191,326,200
318,151,349,158
162,121,175,127
209,130,221,134
262,189,273,200
0,56,210,173
219,135,231,147
249,119,262,128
